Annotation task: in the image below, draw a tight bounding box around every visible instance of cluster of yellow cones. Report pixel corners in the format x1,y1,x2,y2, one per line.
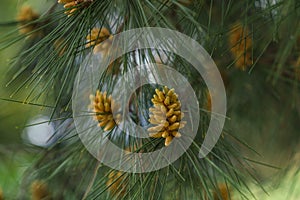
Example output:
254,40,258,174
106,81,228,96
148,86,186,146
89,90,121,131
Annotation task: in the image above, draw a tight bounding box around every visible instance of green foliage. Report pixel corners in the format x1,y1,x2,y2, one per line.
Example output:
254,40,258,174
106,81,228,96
0,0,299,199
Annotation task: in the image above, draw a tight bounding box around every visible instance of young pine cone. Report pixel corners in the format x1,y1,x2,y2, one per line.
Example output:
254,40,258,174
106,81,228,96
89,90,120,131
228,22,252,70
86,27,114,55
0,186,3,200
106,171,127,198
148,86,186,146
86,27,110,48
16,5,39,35
58,0,94,16
31,180,51,200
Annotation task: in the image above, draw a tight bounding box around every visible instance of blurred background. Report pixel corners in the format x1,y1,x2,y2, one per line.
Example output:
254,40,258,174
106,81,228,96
0,0,54,197
0,0,300,199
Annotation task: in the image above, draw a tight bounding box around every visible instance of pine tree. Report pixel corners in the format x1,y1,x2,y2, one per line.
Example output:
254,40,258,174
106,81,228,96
0,0,300,199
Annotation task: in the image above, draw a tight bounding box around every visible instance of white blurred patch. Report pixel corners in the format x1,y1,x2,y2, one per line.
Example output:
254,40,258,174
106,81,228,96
255,0,277,9
255,0,279,16
22,115,55,147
